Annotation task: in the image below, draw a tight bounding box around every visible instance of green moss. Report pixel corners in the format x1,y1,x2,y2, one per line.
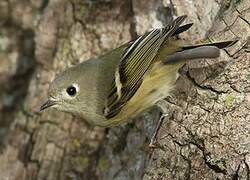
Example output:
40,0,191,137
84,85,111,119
79,5,87,17
98,157,109,172
72,156,89,173
73,139,81,148
225,95,235,108
224,0,232,8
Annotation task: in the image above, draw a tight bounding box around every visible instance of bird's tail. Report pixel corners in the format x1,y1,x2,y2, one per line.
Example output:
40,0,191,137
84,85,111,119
164,39,238,64
182,40,238,50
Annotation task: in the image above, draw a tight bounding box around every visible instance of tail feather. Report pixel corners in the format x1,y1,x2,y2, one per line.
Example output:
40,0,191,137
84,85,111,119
164,46,220,64
163,39,238,64
183,40,238,50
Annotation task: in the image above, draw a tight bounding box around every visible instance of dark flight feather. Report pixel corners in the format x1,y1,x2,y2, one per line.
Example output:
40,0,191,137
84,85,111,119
104,15,188,118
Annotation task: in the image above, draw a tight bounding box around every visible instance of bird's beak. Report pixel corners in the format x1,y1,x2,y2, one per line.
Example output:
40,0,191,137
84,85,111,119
40,99,57,111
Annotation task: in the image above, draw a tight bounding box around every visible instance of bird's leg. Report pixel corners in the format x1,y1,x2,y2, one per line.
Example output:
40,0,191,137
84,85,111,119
149,100,169,148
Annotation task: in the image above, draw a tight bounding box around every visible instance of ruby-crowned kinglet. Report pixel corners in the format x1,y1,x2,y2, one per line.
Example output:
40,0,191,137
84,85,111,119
40,15,237,127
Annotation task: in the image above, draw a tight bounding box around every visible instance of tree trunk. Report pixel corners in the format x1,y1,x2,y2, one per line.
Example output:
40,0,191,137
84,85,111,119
0,0,249,179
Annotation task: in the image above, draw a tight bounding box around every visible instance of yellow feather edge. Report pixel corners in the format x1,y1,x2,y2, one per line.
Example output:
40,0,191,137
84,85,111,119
105,41,185,126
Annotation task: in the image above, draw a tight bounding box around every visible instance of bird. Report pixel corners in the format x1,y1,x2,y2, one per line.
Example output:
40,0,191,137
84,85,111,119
40,15,237,130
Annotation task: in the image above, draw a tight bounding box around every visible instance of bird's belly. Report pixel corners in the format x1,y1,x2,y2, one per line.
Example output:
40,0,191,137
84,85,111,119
107,62,181,126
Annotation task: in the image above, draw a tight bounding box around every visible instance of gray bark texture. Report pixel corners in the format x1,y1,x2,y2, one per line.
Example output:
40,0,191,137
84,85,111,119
0,0,249,179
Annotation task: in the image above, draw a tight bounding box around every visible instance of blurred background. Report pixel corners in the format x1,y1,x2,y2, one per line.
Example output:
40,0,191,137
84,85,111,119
0,0,37,146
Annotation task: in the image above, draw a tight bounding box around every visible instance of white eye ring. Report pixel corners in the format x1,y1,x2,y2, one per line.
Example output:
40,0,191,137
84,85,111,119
64,83,80,99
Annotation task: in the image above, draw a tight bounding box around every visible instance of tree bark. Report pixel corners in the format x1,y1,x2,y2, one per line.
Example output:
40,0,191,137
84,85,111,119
0,0,249,179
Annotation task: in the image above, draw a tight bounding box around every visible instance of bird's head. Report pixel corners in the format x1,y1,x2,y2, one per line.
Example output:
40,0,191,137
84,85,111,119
40,66,84,114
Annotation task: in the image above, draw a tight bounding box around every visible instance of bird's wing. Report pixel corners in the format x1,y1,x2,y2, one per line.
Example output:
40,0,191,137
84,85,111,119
104,15,187,118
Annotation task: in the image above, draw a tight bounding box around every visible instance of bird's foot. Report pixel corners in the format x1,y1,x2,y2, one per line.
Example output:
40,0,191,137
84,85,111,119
149,112,168,148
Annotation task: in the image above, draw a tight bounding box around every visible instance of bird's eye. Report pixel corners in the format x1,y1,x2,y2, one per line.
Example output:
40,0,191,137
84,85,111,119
66,86,77,96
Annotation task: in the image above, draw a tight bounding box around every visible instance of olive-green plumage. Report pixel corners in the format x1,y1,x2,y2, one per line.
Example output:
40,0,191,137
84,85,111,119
40,15,237,127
